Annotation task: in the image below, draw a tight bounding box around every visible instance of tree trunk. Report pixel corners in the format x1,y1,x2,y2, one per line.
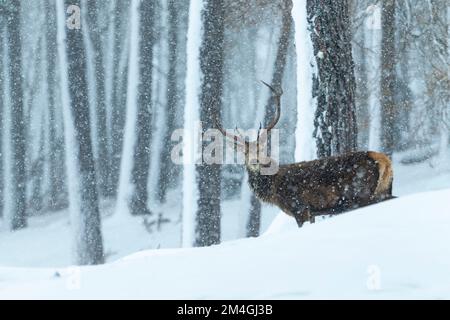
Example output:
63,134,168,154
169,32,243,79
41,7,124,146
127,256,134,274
307,0,358,157
63,0,104,265
86,0,111,198
380,0,396,156
0,26,4,219
130,0,154,216
7,0,27,230
29,126,45,213
109,0,129,197
395,4,412,152
352,1,370,149
157,0,178,204
246,195,261,238
195,0,225,247
46,0,67,211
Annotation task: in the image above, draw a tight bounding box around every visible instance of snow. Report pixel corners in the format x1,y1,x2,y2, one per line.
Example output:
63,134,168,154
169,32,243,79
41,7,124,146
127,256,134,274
292,0,317,162
1,188,450,299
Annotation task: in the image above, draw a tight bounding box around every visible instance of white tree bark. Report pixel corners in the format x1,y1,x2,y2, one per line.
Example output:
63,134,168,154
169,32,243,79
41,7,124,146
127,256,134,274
182,0,204,247
292,0,317,161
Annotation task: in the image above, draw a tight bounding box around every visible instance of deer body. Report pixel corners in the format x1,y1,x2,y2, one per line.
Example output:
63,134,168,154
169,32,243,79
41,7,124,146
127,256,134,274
215,82,395,227
246,151,393,225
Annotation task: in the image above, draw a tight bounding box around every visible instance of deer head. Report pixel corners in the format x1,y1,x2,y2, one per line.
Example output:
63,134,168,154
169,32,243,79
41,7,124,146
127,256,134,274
215,81,282,175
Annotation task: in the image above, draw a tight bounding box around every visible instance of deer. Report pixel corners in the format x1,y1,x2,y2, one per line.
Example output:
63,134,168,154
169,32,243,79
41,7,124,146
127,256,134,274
215,82,394,227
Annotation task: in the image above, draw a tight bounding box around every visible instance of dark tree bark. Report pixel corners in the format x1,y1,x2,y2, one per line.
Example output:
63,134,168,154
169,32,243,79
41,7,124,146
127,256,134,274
0,25,4,219
395,2,411,151
86,0,111,197
247,0,293,238
130,0,154,216
64,0,104,265
195,0,225,247
380,0,396,156
157,0,178,204
6,0,27,230
46,0,67,211
246,194,261,238
109,0,129,197
307,0,358,157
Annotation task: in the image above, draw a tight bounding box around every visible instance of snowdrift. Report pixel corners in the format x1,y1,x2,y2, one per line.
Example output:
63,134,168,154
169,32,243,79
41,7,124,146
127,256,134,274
1,189,450,299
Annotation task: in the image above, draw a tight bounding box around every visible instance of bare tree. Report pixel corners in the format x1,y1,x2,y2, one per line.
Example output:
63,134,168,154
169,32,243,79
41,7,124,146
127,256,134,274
109,0,130,197
129,0,154,216
6,0,27,230
196,0,225,247
157,0,179,204
62,0,104,264
46,0,67,211
0,22,4,219
380,0,396,156
86,0,111,197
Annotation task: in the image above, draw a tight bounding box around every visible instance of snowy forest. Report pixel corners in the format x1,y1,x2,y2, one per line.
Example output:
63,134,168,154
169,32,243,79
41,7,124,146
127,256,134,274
0,0,449,299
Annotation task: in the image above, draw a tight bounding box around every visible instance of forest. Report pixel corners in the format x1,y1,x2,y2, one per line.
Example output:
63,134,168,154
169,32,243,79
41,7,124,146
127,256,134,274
0,0,449,288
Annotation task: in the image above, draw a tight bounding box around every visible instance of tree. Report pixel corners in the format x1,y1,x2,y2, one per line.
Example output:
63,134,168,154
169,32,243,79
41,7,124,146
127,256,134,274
6,0,27,230
58,0,104,264
109,0,130,197
307,0,358,157
0,22,4,219
157,0,179,204
380,0,396,156
86,0,111,197
129,0,155,216
195,0,225,247
46,0,66,211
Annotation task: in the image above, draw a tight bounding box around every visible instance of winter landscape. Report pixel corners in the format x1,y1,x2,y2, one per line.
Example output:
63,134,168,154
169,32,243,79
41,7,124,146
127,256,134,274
0,0,449,300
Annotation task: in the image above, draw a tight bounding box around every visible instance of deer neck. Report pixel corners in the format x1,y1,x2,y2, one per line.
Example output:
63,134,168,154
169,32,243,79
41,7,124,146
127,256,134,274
246,164,275,203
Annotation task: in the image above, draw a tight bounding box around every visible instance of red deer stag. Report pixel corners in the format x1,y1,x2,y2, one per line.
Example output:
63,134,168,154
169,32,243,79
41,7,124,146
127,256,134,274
215,82,394,227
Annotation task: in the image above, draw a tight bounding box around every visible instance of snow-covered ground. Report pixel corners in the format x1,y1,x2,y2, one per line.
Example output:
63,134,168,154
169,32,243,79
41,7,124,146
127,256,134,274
1,188,450,299
0,159,449,298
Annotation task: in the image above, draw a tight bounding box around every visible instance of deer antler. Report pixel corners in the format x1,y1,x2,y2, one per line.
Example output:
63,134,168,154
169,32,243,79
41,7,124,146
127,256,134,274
260,81,282,133
213,116,246,146
214,81,282,145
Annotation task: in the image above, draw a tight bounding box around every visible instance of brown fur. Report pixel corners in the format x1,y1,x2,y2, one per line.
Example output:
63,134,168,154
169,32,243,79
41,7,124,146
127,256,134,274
367,151,393,196
246,151,394,225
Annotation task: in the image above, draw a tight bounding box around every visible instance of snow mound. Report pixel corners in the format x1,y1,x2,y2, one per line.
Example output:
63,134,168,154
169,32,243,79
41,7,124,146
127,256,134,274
1,189,450,299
